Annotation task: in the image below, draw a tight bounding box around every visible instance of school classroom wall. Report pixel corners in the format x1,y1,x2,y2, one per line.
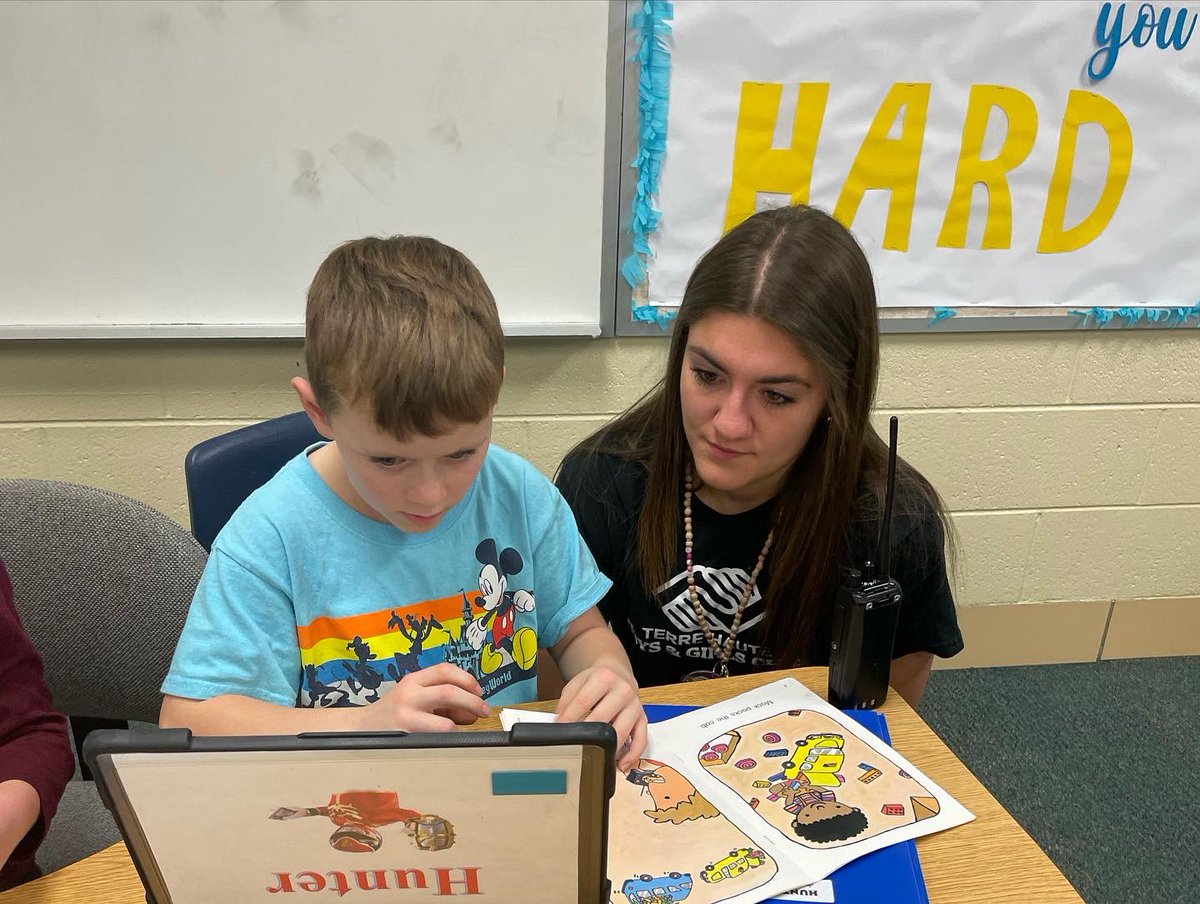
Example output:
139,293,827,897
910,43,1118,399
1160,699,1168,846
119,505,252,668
1,329,1198,667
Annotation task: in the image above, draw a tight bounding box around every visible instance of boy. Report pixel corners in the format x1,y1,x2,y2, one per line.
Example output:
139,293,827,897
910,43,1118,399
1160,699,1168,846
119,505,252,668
160,236,646,769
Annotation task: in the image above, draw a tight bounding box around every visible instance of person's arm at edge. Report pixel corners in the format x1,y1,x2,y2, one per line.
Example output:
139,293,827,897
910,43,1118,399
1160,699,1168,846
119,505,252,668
160,693,377,735
551,608,647,771
0,781,41,873
553,447,640,644
887,490,961,709
0,562,74,884
890,651,933,708
160,663,492,735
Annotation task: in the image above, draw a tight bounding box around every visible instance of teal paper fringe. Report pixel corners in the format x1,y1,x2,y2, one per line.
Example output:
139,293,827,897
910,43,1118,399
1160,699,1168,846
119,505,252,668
624,1,676,330
924,306,1200,327
1070,305,1200,327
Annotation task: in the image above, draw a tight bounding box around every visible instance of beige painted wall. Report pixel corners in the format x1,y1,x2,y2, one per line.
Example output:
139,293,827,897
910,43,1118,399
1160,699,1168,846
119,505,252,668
2,330,1197,664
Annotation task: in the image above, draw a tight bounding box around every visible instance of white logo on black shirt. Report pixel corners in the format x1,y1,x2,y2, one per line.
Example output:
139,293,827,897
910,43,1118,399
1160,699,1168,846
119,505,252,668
655,565,766,634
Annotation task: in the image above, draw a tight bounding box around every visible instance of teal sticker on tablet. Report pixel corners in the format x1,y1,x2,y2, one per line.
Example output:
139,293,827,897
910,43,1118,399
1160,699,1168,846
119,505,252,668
491,769,568,795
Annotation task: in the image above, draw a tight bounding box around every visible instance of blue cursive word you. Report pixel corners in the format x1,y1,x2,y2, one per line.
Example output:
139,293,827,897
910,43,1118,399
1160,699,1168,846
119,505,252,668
1089,2,1197,80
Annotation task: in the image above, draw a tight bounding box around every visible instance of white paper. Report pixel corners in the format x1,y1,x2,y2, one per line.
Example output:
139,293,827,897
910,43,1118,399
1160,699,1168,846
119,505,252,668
502,683,972,904
607,678,973,903
498,708,558,731
774,879,836,902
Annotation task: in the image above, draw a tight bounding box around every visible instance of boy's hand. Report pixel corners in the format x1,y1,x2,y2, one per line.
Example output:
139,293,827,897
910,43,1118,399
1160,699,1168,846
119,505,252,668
358,663,491,732
555,666,648,772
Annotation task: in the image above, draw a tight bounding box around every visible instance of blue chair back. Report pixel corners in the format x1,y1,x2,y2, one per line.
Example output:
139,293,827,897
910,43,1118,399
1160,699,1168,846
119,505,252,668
184,411,324,551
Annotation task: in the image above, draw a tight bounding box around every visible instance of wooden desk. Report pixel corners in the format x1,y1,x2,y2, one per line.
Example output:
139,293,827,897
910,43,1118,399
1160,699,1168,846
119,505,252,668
0,668,1082,903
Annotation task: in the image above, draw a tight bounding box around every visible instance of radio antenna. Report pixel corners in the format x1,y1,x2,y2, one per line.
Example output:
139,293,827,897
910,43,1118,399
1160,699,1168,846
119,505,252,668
876,416,898,579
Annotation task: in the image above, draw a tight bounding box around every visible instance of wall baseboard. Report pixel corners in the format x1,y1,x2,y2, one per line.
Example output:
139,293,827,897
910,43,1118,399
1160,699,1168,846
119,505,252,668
934,597,1200,669
1101,596,1200,660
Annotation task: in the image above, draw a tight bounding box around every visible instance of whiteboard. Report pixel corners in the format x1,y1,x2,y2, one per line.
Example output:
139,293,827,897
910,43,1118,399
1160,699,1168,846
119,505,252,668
0,1,618,338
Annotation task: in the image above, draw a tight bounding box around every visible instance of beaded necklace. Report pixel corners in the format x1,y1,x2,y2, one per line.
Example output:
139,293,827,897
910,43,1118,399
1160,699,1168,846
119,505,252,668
681,464,774,681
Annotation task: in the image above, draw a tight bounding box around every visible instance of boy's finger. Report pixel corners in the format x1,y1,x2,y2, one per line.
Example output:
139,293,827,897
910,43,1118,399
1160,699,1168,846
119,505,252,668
609,704,649,759
628,718,648,759
401,711,458,733
573,675,638,725
608,707,641,747
619,719,649,771
555,679,603,723
439,706,485,726
577,688,621,725
416,662,484,695
429,684,492,718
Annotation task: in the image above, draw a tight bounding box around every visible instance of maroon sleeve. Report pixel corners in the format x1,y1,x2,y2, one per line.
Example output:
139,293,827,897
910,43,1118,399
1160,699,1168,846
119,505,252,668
0,559,75,887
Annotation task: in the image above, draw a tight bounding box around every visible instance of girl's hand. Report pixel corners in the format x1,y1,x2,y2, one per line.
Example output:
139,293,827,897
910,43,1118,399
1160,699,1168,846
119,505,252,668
555,666,648,771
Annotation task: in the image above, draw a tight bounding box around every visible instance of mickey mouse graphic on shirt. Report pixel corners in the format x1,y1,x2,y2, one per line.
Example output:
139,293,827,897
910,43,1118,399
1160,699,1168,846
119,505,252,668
464,538,537,675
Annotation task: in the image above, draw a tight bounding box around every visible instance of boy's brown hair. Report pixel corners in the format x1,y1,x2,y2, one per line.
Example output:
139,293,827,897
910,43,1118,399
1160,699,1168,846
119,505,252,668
304,235,504,439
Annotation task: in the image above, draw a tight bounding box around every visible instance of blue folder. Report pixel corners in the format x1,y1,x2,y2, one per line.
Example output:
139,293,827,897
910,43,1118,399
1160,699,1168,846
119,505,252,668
644,704,929,904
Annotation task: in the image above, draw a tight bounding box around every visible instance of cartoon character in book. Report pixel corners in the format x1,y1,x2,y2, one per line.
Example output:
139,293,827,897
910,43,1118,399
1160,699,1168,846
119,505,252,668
626,758,719,824
620,870,694,902
701,847,767,884
609,759,781,901
464,538,537,675
766,781,868,843
770,733,846,787
701,710,941,849
269,790,455,852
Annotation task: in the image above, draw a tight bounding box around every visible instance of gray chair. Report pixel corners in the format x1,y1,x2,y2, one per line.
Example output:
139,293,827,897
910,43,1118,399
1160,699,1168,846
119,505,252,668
0,478,207,875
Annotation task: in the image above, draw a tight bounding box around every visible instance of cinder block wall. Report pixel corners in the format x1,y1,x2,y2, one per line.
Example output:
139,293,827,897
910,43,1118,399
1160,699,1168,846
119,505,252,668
2,331,1197,666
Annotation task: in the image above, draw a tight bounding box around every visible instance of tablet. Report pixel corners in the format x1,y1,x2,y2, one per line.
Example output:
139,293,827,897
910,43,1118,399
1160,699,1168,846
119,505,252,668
83,723,615,903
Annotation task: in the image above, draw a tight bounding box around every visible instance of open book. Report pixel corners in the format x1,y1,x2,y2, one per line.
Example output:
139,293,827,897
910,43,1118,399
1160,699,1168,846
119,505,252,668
504,677,973,904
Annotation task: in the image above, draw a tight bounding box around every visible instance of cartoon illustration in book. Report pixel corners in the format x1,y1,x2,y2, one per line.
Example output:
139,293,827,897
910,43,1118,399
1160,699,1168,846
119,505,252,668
464,538,538,675
620,871,694,903
699,710,942,849
700,847,767,884
269,790,455,853
627,759,720,824
768,782,867,843
768,732,846,786
609,759,777,903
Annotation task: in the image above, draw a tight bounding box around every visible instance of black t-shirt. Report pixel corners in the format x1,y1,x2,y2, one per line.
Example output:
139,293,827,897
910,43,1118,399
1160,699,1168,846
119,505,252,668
556,449,964,688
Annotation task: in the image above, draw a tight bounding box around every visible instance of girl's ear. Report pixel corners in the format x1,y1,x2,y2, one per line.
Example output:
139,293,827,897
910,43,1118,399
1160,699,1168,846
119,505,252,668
292,377,334,439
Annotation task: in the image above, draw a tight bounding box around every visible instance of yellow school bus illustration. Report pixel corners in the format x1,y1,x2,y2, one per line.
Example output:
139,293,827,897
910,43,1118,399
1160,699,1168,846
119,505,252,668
781,733,845,787
700,847,766,883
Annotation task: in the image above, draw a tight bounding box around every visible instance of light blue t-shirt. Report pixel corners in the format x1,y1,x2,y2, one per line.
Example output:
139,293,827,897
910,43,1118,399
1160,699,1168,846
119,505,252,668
163,443,612,709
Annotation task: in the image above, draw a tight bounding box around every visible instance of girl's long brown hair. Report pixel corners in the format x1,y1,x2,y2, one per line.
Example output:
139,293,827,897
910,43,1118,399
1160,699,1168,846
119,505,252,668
572,204,951,668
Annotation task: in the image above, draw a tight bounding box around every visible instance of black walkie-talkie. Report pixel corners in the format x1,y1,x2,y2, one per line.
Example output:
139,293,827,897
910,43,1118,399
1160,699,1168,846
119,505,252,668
827,416,903,710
